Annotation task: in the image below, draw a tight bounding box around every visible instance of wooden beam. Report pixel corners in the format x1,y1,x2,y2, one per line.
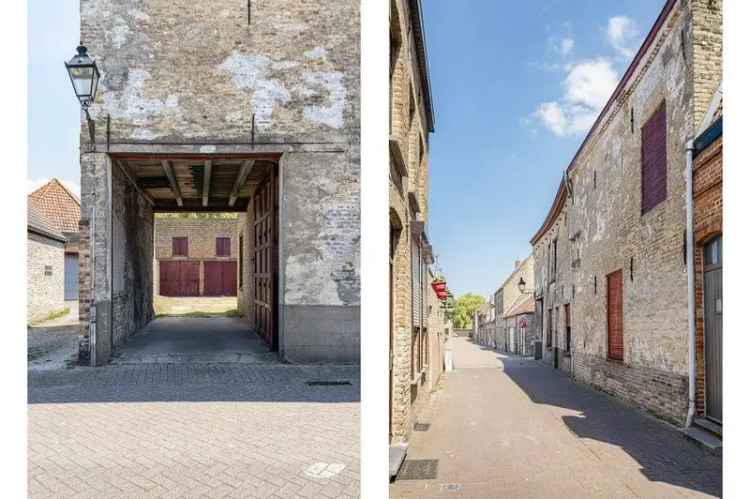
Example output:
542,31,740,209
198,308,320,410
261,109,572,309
112,153,281,162
202,160,212,207
228,160,255,207
114,160,155,206
137,177,172,189
160,160,183,207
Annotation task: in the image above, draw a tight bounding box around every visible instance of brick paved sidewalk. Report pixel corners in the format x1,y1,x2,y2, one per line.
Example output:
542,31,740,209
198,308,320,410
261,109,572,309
390,337,721,498
29,363,360,498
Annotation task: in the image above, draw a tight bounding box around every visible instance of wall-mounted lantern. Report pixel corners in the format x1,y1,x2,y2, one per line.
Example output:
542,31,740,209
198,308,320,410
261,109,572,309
518,277,531,294
65,44,101,145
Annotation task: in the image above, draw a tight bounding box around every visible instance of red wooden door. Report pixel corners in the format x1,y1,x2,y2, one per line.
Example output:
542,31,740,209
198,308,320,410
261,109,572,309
203,261,238,296
252,168,279,350
607,270,624,360
159,261,200,297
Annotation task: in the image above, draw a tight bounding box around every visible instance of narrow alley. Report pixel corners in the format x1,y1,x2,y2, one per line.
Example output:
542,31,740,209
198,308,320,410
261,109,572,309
390,336,722,498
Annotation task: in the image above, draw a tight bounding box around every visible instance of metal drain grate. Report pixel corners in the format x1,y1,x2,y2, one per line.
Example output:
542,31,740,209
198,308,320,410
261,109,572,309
413,422,431,432
396,459,439,480
306,380,352,386
440,483,462,492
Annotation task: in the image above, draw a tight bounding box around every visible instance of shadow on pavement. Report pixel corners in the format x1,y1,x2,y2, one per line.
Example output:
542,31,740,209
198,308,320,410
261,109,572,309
501,356,722,497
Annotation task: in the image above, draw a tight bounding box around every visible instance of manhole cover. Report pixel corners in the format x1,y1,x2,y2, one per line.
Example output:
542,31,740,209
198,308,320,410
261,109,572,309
306,380,352,386
413,423,430,432
396,459,439,480
440,483,462,492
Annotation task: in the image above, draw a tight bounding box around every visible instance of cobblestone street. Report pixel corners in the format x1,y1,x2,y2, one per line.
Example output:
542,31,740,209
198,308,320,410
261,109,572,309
390,337,722,499
28,321,360,498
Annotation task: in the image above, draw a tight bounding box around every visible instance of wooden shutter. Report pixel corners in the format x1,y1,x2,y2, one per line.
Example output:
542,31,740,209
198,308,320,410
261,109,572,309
411,237,421,327
216,237,230,257
607,270,624,360
641,102,667,214
172,237,188,257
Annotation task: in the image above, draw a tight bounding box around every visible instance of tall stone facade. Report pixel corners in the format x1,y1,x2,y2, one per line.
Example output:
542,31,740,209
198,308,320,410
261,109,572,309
77,0,360,365
530,0,722,425
389,0,437,446
491,256,537,355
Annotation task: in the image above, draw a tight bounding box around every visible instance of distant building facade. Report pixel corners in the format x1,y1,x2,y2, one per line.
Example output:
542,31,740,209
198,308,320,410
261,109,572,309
492,256,536,355
530,0,722,425
27,204,66,323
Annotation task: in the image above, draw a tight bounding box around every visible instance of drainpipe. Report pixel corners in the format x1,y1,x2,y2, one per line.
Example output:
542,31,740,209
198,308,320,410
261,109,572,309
685,139,696,428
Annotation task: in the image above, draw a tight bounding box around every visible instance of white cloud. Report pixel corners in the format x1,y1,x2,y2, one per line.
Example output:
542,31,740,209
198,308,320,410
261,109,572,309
533,58,618,137
606,16,639,58
28,178,81,199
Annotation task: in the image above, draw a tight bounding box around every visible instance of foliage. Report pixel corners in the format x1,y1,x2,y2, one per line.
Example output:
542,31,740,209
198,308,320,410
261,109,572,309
452,293,486,329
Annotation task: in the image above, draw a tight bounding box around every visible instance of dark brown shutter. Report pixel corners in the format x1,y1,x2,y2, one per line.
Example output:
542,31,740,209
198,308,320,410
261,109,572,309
607,270,624,360
216,237,231,257
641,102,667,214
172,237,188,257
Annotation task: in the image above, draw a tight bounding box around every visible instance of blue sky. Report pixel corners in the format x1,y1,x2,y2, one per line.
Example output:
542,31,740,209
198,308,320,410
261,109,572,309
422,0,664,299
27,0,80,196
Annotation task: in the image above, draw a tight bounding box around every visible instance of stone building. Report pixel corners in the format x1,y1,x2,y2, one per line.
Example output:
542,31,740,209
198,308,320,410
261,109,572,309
28,179,81,301
76,0,360,365
389,0,437,465
153,214,240,297
492,256,536,355
27,203,67,323
530,0,722,425
691,85,722,426
475,301,495,348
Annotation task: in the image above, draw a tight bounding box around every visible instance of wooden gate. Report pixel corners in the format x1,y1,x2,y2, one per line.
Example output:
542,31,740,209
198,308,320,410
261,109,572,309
252,167,279,350
703,236,722,422
159,261,200,297
203,261,238,297
607,270,624,361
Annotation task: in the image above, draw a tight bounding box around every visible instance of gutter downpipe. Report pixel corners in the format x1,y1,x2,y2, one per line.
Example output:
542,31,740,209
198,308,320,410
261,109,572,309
685,139,696,429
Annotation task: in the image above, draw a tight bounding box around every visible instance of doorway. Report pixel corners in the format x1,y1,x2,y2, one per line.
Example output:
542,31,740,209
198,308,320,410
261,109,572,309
703,235,722,422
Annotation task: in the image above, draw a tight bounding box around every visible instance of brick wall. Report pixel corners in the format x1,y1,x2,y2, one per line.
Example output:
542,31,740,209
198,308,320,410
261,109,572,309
27,232,65,323
154,217,239,260
692,134,722,417
530,0,721,424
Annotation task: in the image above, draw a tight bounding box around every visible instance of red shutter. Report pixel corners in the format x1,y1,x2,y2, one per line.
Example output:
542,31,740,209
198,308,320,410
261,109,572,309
172,237,188,257
607,270,624,360
641,102,667,214
216,237,231,257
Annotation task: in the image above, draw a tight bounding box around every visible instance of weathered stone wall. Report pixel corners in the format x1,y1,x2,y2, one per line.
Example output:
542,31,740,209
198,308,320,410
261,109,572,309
692,132,722,417
27,232,65,323
531,0,722,424
389,0,434,443
81,0,359,146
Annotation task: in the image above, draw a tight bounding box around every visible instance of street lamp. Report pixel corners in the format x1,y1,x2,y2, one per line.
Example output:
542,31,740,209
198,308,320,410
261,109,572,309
518,277,529,294
65,44,101,145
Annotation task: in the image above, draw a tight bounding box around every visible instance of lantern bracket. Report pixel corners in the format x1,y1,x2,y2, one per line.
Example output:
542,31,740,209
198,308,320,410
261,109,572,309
84,108,96,150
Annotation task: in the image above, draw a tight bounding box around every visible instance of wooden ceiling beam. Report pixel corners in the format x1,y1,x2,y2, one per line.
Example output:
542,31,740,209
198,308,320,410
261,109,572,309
228,160,255,207
160,160,183,207
202,160,212,207
114,160,155,206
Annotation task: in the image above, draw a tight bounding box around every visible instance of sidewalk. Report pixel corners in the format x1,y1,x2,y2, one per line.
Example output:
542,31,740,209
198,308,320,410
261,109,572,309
390,337,721,498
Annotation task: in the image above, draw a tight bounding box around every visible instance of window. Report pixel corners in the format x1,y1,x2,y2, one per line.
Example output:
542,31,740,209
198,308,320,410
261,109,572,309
172,237,188,257
641,101,667,214
238,234,243,288
552,239,558,281
216,237,231,257
546,309,553,348
44,265,53,277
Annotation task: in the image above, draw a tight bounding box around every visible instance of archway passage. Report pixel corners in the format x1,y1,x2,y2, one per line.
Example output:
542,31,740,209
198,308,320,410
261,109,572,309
81,153,281,366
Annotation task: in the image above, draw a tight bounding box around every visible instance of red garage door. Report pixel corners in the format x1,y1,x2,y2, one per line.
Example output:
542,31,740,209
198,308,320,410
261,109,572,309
204,261,238,297
159,261,200,297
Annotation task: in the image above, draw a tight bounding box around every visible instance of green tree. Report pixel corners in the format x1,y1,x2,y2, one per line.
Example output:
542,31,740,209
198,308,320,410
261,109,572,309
452,293,486,329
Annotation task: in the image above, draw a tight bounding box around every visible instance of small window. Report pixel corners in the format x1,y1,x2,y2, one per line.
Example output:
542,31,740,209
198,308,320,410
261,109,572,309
564,304,571,352
172,237,188,257
216,237,231,257
641,101,667,214
44,265,53,277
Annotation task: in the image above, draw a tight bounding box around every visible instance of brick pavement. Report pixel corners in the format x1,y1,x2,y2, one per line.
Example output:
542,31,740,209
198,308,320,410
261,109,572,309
390,337,721,498
29,362,360,498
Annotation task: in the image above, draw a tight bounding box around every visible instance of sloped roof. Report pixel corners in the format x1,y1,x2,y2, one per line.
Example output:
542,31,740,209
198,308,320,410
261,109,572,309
504,294,535,319
28,202,66,242
28,179,81,234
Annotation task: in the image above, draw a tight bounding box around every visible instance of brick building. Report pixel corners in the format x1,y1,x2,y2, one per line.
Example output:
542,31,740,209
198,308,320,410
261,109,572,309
691,85,722,426
389,0,439,466
76,0,360,365
27,203,66,323
28,179,81,301
154,215,240,297
491,256,537,355
530,0,722,425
